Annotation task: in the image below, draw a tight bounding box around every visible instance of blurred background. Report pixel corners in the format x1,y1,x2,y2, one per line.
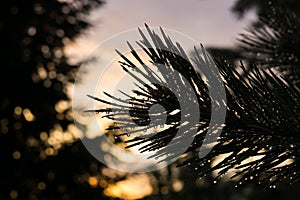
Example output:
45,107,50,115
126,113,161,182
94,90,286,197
1,0,300,199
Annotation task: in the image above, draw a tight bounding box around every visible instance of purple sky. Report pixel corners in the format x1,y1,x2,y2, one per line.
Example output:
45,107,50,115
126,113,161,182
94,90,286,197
65,0,256,63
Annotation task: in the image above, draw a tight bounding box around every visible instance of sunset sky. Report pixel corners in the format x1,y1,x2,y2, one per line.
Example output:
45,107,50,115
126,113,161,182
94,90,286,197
65,0,257,64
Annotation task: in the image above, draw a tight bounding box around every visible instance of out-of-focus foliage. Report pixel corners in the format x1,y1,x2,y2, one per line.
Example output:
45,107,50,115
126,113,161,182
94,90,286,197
231,0,300,21
0,0,106,199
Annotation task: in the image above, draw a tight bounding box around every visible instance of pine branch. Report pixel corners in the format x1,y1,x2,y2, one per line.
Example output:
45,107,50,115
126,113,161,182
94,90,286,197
237,5,300,85
86,24,300,187
182,60,300,188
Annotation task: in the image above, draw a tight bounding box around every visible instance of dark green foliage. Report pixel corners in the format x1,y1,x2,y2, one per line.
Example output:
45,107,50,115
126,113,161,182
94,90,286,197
237,6,300,85
231,0,300,21
0,0,105,199
91,5,300,188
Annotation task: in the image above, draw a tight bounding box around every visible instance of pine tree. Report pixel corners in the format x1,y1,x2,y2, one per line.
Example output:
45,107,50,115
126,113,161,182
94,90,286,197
89,3,300,189
0,1,105,199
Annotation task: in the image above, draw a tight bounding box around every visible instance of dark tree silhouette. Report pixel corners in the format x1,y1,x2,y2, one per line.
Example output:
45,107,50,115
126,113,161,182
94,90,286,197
88,3,300,194
0,0,106,199
231,0,300,21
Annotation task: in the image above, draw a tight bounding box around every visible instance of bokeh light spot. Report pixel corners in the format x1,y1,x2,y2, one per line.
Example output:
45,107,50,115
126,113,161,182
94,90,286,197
12,151,21,160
